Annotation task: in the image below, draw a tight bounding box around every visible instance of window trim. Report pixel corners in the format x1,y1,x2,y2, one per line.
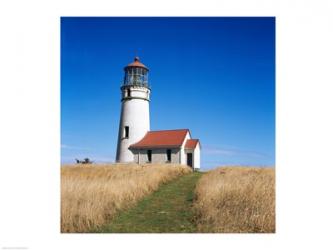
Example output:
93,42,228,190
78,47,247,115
124,126,129,138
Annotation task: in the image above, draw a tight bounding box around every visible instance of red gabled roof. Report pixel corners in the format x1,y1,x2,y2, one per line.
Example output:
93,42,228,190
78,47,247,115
129,129,189,149
185,139,199,149
124,56,149,70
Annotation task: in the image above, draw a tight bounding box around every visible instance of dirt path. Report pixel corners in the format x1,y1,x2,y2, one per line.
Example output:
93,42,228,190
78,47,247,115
97,172,203,233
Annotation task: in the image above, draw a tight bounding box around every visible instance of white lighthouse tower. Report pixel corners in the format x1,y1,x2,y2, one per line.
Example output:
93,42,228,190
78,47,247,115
116,57,151,162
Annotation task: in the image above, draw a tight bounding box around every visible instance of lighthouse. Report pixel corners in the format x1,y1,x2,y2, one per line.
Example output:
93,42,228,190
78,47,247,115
116,57,151,162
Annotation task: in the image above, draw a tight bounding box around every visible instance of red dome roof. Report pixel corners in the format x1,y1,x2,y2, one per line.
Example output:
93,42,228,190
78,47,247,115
125,56,149,70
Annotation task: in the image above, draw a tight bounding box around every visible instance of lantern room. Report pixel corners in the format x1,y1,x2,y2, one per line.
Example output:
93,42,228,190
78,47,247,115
123,57,149,87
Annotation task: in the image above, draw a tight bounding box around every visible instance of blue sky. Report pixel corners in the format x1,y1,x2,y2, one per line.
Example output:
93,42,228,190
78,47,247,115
61,17,275,169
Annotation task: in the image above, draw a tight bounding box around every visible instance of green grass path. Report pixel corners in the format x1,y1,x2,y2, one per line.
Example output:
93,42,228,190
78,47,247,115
97,172,203,233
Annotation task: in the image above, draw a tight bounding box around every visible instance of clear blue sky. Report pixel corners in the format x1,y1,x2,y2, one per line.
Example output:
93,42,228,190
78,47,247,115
61,17,275,169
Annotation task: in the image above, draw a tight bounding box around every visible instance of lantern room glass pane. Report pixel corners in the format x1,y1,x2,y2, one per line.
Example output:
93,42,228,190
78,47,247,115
123,67,149,87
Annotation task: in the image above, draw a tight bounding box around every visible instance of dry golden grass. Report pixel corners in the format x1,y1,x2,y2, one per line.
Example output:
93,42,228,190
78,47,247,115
61,163,191,233
194,167,275,233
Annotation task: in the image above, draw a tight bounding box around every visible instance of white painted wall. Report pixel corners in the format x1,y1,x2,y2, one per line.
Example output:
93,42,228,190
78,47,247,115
116,86,150,162
194,143,201,170
180,131,191,165
184,141,201,169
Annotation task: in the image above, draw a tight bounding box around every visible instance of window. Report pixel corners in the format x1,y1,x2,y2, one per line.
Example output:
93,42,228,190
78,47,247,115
124,126,129,138
147,150,152,162
166,149,171,162
127,88,131,97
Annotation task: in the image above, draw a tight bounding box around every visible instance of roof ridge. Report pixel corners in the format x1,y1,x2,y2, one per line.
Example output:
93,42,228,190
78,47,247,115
148,128,189,133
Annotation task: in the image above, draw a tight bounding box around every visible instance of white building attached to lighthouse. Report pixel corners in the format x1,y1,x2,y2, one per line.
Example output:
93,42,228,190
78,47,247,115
116,57,200,170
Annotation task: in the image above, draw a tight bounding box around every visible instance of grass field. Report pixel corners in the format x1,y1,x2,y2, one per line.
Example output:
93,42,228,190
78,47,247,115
61,164,275,233
96,172,203,233
193,167,275,233
61,164,191,233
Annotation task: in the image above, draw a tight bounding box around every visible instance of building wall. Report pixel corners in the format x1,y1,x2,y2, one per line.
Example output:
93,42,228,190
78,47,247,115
194,143,201,169
180,132,191,165
116,86,150,162
184,143,201,169
131,148,181,164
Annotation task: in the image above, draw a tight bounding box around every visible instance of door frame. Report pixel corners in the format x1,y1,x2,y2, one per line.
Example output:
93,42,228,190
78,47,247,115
187,152,193,168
